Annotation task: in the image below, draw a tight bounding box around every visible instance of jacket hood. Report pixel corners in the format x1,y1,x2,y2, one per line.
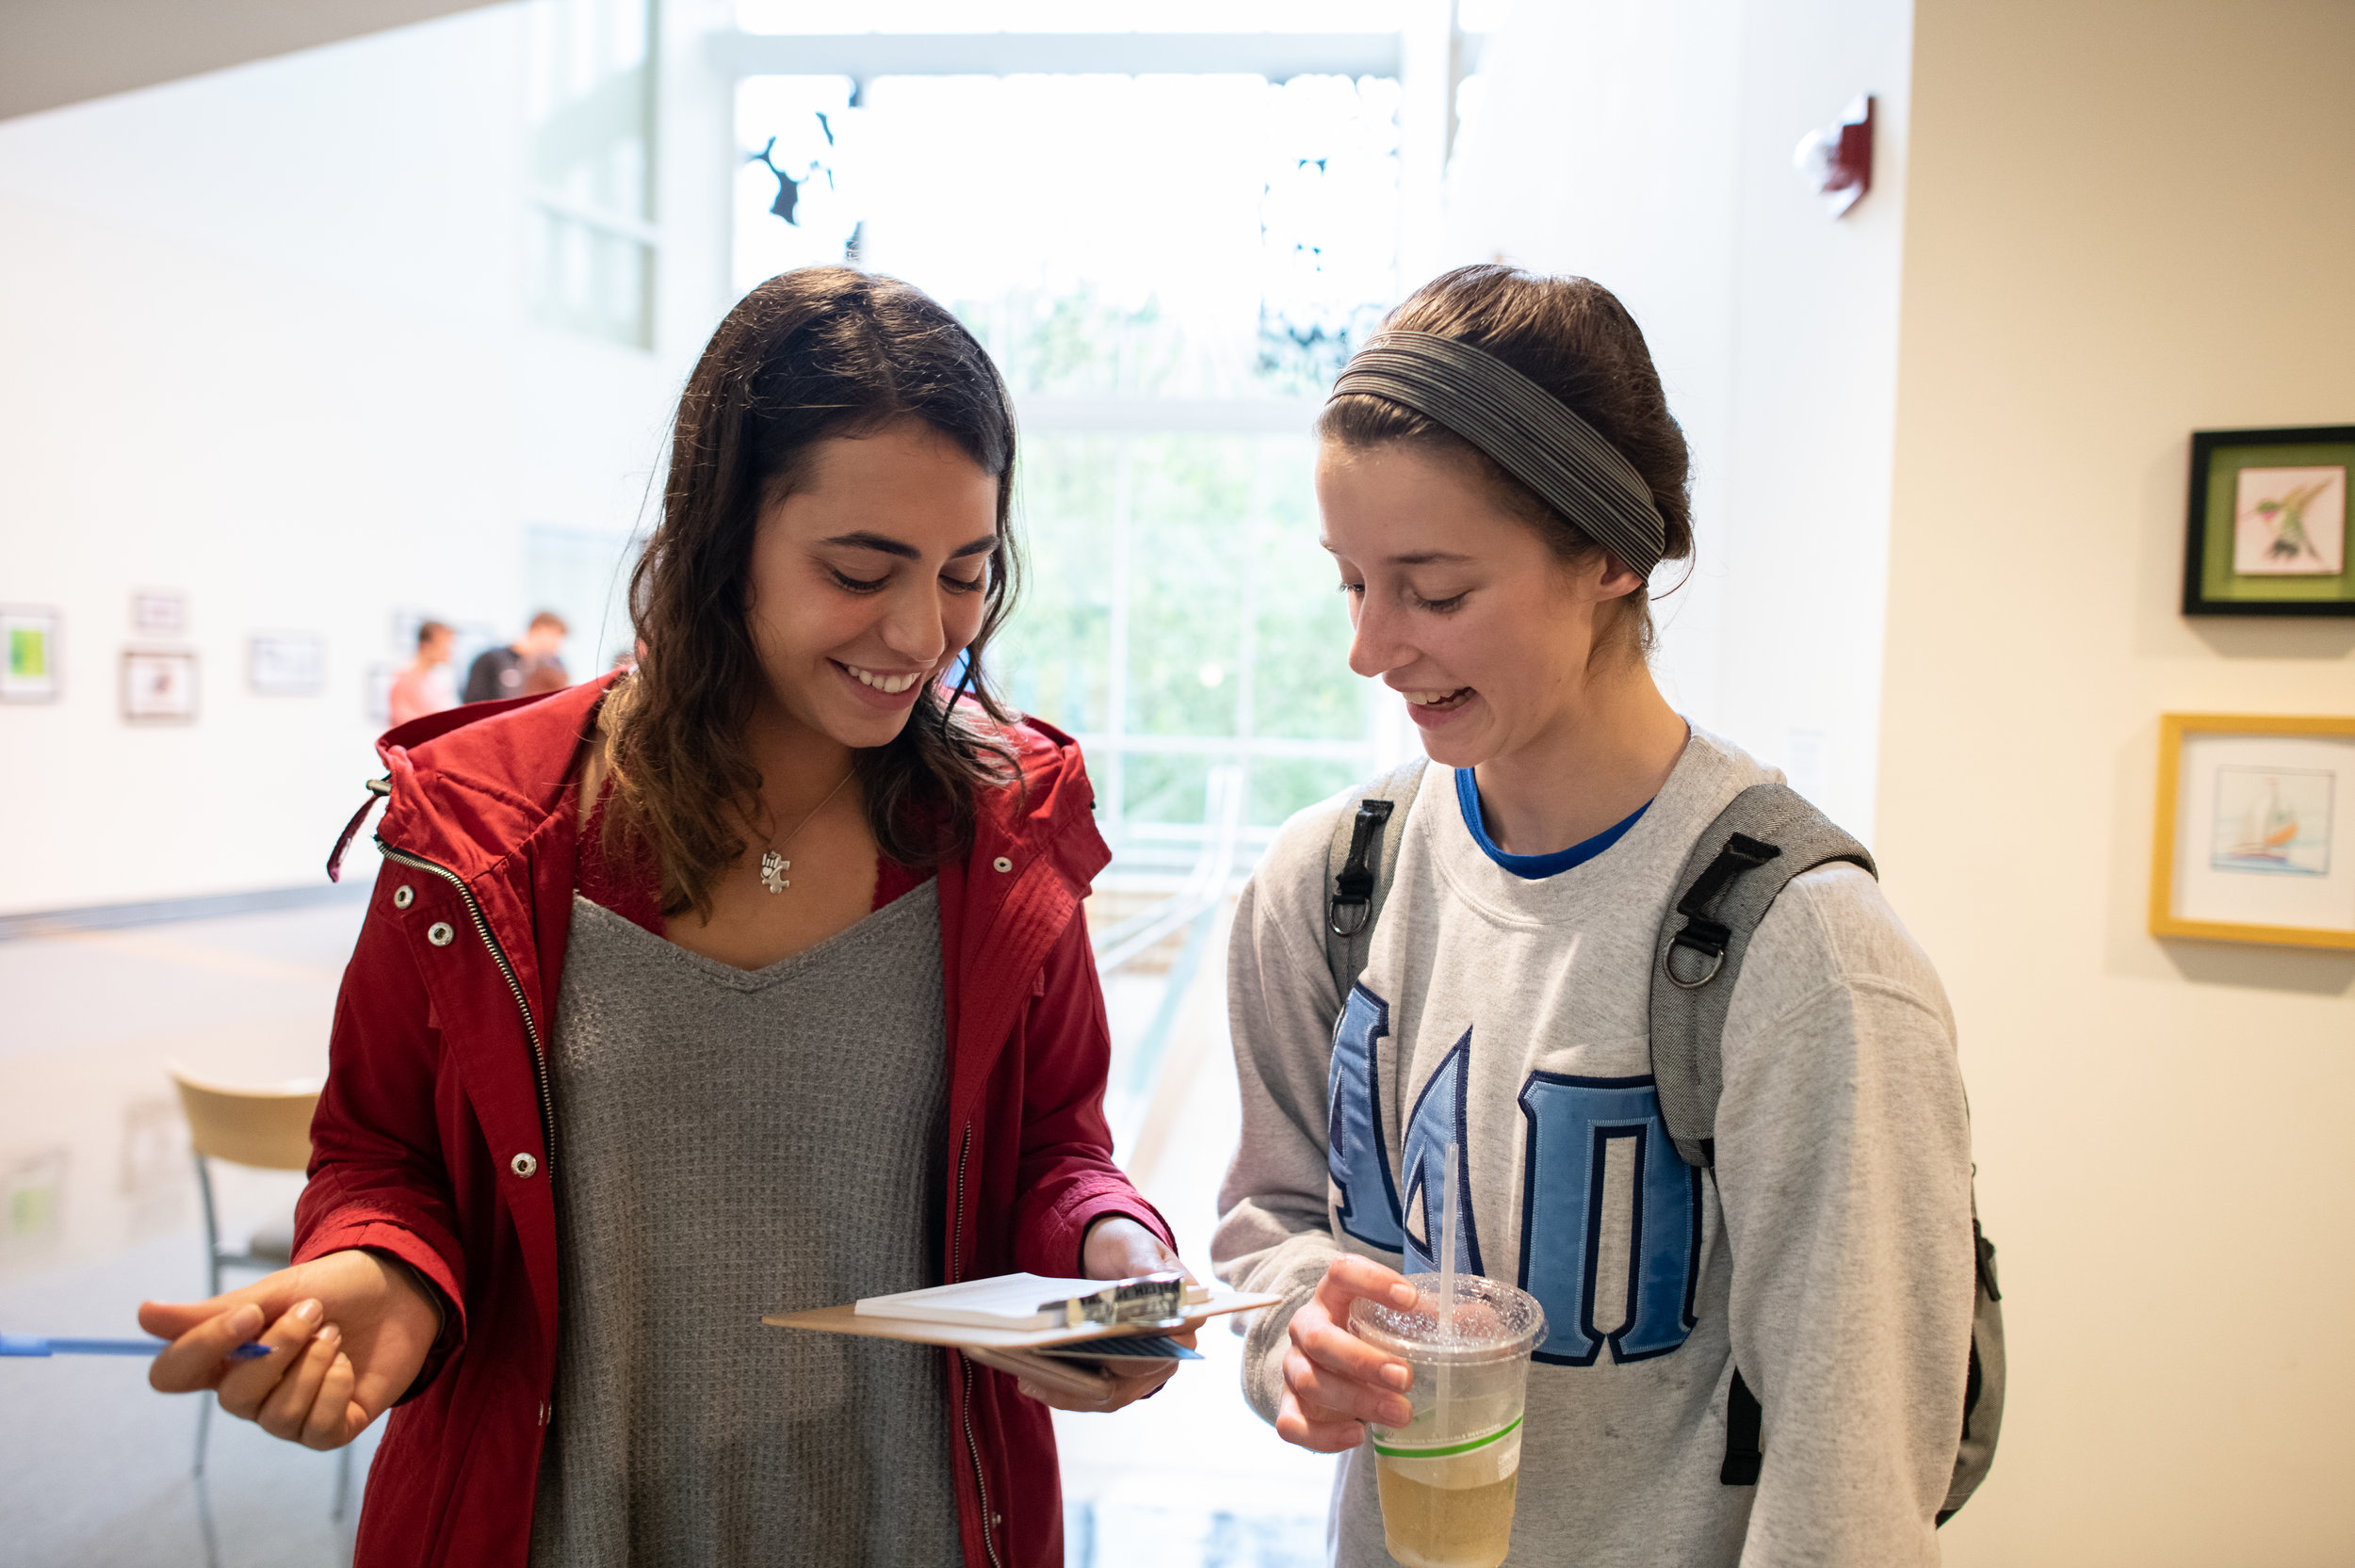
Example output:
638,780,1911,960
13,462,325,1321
355,671,1106,896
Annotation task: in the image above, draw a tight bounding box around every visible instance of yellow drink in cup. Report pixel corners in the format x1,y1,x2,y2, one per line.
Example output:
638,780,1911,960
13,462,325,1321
1350,1273,1547,1568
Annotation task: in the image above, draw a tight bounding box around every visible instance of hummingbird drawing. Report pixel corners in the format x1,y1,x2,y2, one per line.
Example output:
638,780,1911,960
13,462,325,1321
2253,478,2332,565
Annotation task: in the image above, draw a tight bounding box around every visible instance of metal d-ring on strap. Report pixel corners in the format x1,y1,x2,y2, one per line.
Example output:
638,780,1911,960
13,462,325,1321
1663,832,1782,991
1329,798,1397,937
1665,946,1728,991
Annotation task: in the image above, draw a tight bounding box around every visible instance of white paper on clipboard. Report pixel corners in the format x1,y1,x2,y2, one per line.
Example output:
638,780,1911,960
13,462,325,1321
763,1277,1280,1351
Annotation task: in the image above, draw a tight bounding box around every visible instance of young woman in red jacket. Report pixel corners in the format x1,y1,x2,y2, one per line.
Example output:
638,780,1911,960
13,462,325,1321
140,267,1183,1568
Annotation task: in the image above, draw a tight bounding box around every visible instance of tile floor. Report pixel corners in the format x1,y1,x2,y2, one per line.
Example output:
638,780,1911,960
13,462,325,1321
1,897,379,1566
0,891,1332,1566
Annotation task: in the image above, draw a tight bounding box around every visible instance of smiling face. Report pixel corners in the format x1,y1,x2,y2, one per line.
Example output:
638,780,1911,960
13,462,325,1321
744,419,1000,752
1318,438,1642,771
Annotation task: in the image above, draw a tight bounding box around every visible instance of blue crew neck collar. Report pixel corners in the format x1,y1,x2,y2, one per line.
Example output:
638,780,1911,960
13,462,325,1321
1454,768,1650,880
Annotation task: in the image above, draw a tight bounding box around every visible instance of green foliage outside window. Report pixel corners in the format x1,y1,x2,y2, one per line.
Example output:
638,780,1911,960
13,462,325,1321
996,431,1370,832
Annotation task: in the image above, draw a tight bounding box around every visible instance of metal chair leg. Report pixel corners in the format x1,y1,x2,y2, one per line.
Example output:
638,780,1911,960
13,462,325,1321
194,1460,224,1568
192,1150,223,1479
186,1141,353,1526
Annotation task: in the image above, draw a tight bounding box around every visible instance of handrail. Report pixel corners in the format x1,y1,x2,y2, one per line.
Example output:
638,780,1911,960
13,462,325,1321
1095,764,1246,979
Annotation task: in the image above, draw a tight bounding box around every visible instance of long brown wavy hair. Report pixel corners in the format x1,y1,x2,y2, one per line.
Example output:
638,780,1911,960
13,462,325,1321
600,267,1022,918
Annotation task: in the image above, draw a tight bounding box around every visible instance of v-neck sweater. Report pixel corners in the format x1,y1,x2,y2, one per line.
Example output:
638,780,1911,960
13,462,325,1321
528,883,960,1568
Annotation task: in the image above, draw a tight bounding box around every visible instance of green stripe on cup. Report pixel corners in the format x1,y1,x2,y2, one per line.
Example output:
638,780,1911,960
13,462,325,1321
1370,1414,1522,1460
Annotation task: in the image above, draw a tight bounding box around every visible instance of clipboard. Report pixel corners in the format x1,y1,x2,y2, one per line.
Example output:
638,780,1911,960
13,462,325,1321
760,1282,1280,1351
762,1276,1280,1404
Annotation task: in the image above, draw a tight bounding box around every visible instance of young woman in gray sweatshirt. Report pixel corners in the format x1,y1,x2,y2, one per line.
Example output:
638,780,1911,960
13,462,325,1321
1212,265,1976,1567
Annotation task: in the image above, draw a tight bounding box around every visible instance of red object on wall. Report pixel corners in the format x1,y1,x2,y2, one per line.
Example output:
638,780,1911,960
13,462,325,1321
1794,94,1875,218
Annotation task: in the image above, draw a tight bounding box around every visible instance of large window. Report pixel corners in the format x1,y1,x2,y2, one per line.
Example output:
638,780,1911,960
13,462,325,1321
737,0,1410,30
732,54,1407,1562
735,67,1400,872
528,0,658,348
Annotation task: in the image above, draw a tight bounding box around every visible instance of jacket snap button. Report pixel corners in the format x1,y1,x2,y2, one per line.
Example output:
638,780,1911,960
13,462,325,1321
427,921,455,946
511,1152,538,1178
992,856,1013,873
392,884,414,910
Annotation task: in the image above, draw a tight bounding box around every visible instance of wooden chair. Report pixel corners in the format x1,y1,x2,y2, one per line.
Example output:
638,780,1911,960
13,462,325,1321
168,1065,352,1519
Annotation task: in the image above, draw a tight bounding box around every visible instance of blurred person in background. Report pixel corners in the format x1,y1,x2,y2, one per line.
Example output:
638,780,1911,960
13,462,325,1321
138,267,1188,1568
462,609,568,703
385,620,457,728
523,659,572,698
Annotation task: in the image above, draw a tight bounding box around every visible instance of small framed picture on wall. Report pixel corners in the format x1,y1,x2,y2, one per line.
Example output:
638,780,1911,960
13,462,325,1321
2183,426,2355,615
1,606,60,702
248,632,326,697
2151,713,2355,950
122,649,199,724
132,590,188,635
365,662,398,724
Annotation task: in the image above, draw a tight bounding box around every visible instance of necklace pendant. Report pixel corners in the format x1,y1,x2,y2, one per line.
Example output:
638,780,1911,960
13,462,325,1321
758,850,790,894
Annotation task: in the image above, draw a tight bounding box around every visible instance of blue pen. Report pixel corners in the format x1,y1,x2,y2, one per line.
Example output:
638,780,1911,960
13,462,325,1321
1,1334,273,1360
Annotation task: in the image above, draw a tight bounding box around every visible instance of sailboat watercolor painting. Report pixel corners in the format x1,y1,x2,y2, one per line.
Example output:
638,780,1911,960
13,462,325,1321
2233,465,2346,576
2209,767,2332,877
2153,715,2355,949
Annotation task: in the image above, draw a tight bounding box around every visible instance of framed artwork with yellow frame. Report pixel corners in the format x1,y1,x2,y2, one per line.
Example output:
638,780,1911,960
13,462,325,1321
2150,713,2355,950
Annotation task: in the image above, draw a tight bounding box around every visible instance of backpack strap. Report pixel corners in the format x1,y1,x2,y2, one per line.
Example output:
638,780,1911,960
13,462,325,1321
1941,1204,2006,1522
1322,760,1429,1005
1649,783,1876,1491
1649,782,1876,1169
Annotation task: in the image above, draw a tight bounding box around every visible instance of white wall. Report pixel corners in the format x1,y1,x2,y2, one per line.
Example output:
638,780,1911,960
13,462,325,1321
0,1,734,915
1882,4,2355,1563
1442,0,1912,838
1713,5,1911,838
1443,0,1742,752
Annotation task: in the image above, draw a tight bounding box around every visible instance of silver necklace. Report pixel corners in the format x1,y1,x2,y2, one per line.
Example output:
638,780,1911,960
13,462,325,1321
756,770,854,894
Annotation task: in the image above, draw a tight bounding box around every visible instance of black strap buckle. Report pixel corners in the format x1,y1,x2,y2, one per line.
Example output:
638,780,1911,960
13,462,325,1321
1665,832,1780,990
1328,799,1396,937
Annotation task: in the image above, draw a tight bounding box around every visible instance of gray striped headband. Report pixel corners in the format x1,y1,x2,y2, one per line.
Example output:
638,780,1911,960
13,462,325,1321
1327,330,1667,579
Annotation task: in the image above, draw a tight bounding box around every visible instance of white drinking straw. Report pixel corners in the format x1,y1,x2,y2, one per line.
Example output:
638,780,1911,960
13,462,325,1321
1437,1138,1459,1431
1438,1138,1459,1331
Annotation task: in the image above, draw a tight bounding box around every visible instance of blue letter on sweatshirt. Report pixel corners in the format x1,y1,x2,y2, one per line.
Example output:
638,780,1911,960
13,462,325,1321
1402,1030,1484,1277
1516,1074,1701,1366
1327,984,1405,1253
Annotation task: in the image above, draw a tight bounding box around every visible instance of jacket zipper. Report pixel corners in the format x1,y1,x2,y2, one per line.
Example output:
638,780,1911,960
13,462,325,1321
951,1123,1002,1568
377,841,557,1171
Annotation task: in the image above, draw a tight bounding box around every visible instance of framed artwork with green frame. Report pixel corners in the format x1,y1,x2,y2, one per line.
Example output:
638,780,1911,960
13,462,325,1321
2183,425,2355,616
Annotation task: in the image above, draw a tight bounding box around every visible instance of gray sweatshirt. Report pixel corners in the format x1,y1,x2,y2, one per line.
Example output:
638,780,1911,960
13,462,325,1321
1212,730,1973,1567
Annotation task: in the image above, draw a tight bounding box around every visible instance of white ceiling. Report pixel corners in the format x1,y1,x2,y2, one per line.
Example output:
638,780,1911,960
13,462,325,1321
0,0,510,121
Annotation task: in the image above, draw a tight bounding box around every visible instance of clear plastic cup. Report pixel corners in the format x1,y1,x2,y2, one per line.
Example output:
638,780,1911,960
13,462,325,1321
1348,1273,1547,1568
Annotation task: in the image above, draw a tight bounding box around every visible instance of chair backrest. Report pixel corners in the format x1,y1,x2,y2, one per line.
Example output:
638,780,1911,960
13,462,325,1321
169,1066,322,1172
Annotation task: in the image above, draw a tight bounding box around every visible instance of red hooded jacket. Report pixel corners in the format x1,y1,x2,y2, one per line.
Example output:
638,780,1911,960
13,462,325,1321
296,674,1171,1567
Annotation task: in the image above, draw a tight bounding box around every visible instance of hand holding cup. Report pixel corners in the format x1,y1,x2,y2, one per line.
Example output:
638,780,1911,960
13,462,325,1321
1275,1254,1423,1452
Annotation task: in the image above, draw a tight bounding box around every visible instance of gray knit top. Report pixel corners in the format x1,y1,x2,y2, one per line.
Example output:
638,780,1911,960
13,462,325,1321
528,885,962,1568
